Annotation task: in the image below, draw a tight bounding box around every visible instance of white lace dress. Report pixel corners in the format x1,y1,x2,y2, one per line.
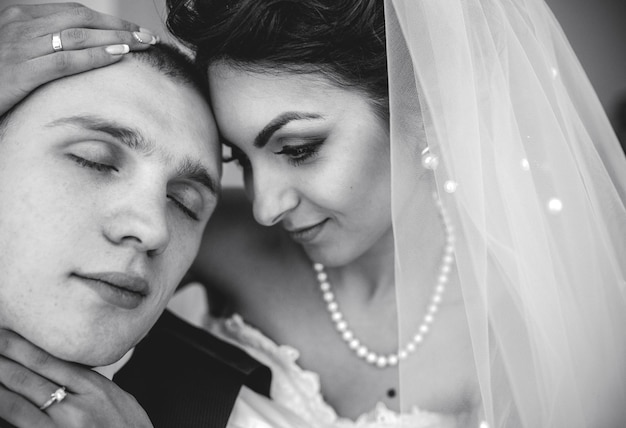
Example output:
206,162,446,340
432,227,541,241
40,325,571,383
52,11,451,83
166,285,484,428
208,314,478,428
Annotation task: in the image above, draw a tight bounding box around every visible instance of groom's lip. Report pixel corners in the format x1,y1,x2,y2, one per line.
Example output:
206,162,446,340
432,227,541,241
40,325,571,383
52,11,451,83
73,271,149,309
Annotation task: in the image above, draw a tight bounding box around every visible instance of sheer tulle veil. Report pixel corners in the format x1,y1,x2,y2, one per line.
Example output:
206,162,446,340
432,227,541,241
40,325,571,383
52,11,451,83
386,0,626,426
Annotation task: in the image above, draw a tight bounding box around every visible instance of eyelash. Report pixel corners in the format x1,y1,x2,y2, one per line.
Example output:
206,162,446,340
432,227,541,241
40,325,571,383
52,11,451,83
275,142,322,166
70,154,118,172
168,196,199,221
71,155,199,221
223,141,323,170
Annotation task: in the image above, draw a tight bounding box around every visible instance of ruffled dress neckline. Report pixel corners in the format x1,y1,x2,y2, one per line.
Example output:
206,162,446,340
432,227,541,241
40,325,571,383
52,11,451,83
206,314,473,428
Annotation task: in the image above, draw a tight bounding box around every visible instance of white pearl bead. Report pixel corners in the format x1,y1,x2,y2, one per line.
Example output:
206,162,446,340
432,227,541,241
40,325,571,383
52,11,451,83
444,180,458,193
357,346,368,357
312,192,453,369
376,356,388,368
520,158,530,171
421,153,439,170
548,198,563,213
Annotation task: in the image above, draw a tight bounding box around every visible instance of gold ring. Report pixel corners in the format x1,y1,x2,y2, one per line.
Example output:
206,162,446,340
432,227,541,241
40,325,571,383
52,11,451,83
51,32,63,52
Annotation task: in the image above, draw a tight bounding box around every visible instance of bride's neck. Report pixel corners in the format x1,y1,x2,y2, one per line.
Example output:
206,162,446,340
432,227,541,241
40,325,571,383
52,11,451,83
327,189,444,302
332,231,396,300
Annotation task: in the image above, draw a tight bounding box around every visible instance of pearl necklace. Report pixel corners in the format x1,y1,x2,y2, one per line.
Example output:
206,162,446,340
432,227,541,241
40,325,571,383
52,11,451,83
313,196,455,368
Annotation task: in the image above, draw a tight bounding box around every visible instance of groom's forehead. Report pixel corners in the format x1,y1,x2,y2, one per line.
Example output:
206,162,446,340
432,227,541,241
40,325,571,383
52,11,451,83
5,58,190,135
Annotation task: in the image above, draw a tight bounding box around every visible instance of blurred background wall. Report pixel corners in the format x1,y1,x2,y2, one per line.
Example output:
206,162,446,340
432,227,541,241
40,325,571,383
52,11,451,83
2,0,625,185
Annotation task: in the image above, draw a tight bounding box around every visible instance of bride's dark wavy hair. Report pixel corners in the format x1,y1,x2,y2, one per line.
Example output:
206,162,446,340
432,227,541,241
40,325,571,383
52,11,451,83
166,0,388,118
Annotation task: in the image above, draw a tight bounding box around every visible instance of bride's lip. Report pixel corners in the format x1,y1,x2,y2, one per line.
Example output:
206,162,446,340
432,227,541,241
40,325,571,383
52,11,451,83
286,219,328,243
72,272,149,309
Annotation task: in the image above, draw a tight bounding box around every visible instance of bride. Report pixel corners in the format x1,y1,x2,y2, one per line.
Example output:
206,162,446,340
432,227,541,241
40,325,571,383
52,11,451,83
169,0,626,426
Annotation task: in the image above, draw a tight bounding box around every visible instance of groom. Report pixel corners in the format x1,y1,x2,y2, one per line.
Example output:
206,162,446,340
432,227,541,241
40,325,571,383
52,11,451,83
0,43,268,427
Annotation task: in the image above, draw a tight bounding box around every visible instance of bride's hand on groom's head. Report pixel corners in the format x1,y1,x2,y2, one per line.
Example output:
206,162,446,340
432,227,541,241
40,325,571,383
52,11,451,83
0,329,153,428
0,2,159,116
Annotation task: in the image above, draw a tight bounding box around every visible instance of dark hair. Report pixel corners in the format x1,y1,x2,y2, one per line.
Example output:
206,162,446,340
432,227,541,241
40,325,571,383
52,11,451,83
0,44,209,139
130,43,210,101
166,0,388,118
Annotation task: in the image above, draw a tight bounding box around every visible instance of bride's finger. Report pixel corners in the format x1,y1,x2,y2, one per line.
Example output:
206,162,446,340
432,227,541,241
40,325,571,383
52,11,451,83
0,385,50,428
0,2,80,27
20,6,142,38
19,28,157,61
0,330,97,394
0,355,65,413
0,44,129,115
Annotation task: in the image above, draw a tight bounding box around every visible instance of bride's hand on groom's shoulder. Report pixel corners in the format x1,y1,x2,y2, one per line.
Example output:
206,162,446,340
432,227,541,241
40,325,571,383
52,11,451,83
0,329,153,428
0,2,158,116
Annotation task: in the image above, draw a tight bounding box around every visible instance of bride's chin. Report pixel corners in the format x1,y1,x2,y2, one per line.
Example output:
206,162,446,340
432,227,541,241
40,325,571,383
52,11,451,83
301,243,359,268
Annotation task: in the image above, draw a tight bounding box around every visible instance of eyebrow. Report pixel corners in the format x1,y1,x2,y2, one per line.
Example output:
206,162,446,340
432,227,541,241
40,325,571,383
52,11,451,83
176,158,220,198
254,112,323,148
47,115,219,197
48,115,154,154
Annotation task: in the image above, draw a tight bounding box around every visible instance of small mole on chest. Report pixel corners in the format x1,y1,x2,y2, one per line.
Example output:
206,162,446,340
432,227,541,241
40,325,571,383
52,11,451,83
386,388,396,398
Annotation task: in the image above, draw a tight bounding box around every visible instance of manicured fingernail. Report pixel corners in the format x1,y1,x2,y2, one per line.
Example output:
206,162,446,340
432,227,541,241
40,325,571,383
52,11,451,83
105,44,130,55
139,27,157,35
133,31,158,45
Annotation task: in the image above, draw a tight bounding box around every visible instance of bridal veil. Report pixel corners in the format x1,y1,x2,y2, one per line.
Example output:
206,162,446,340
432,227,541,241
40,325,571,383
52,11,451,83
387,0,626,426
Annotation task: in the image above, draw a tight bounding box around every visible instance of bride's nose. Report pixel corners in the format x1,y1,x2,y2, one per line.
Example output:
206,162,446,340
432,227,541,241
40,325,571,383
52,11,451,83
250,166,299,226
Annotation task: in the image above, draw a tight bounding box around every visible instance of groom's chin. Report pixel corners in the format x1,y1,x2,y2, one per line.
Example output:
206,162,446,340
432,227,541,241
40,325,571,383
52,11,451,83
27,328,137,367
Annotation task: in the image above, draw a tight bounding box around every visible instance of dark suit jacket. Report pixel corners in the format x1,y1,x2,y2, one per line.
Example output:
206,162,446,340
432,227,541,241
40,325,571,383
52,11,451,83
0,310,269,428
113,310,271,428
